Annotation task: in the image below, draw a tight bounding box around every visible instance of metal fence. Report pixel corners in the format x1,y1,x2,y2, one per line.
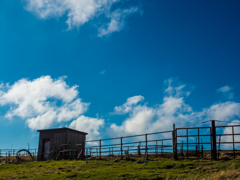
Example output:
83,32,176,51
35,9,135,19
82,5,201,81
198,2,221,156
2,120,240,161
0,148,38,162
84,130,173,160
174,120,240,160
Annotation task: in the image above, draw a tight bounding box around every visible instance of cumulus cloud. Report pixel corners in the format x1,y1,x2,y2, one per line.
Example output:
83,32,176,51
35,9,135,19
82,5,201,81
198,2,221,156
0,76,89,129
218,85,231,93
110,81,194,136
69,115,104,140
217,85,234,99
24,0,140,36
200,102,240,121
110,79,240,137
113,95,144,115
111,105,155,135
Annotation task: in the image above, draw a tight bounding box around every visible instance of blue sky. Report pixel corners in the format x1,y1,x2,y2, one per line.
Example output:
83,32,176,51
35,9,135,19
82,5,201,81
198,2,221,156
1,0,240,149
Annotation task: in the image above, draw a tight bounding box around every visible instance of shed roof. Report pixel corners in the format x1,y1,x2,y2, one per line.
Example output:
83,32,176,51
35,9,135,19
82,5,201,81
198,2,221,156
37,127,88,134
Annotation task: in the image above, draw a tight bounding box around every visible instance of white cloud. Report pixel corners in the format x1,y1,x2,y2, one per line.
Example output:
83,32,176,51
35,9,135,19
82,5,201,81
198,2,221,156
24,0,140,36
98,7,139,37
69,115,104,140
200,102,240,121
26,110,57,129
217,85,234,99
0,76,89,129
218,85,231,93
110,82,194,136
113,95,144,115
110,79,240,137
111,105,155,135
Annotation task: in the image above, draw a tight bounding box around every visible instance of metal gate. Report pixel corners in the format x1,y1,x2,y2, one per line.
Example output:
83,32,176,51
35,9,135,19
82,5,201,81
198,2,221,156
176,126,211,159
174,120,240,160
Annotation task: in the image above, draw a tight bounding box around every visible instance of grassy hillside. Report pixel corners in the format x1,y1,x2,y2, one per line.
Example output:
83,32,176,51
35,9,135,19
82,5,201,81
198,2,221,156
1,156,240,179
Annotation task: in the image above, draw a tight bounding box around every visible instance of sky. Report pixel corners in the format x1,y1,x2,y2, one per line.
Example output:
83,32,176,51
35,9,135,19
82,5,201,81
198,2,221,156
0,0,240,149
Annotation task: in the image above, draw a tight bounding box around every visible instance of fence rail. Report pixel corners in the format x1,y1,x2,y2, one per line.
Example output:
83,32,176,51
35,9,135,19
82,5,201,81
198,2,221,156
85,130,173,160
0,148,38,162
2,120,240,161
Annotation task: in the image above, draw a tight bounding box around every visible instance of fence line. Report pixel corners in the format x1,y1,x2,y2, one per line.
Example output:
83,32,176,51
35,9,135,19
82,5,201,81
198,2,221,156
0,148,38,159
2,120,240,161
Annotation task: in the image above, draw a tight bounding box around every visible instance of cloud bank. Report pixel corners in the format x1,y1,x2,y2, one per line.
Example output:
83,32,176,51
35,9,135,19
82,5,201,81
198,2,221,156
110,79,240,137
24,0,140,36
1,76,240,141
0,76,104,140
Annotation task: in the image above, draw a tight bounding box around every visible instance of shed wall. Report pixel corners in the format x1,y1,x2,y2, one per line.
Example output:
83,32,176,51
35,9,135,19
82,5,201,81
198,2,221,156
37,129,87,161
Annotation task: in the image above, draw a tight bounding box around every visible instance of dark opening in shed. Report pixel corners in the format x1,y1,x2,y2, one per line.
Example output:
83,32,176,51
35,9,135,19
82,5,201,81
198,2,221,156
37,127,88,161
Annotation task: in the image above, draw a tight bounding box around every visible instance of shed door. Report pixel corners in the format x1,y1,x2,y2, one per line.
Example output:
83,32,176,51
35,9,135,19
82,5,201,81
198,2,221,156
43,139,50,160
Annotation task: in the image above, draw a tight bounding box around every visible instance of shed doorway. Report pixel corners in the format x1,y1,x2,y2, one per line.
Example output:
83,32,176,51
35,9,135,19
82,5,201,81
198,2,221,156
43,139,50,160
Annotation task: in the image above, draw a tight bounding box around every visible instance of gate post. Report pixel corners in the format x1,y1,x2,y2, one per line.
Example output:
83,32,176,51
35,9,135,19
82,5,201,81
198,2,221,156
172,123,178,160
137,145,140,156
99,139,101,160
120,137,123,160
211,120,217,160
145,134,148,160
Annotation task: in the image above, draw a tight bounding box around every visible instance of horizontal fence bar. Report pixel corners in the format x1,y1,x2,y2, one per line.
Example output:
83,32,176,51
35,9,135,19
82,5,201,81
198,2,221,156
85,130,172,142
217,142,240,144
216,125,240,128
177,134,210,137
176,127,211,130
177,142,211,144
216,134,240,136
145,131,173,135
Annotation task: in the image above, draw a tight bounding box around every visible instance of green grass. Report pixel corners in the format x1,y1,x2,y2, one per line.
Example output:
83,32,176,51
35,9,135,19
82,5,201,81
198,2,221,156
1,156,240,179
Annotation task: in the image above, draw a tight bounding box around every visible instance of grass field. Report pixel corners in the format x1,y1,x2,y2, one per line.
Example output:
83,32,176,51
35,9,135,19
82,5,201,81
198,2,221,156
1,156,240,179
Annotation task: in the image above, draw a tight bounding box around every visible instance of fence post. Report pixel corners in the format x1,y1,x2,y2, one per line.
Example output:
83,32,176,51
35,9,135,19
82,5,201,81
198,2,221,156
172,123,178,160
155,140,157,156
138,145,141,156
218,135,221,159
120,137,123,160
211,120,217,160
198,128,200,152
145,134,148,160
99,140,101,160
187,129,189,159
232,126,235,159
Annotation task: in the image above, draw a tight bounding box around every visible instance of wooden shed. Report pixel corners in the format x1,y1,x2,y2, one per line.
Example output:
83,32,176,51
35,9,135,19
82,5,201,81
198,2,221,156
37,127,88,161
